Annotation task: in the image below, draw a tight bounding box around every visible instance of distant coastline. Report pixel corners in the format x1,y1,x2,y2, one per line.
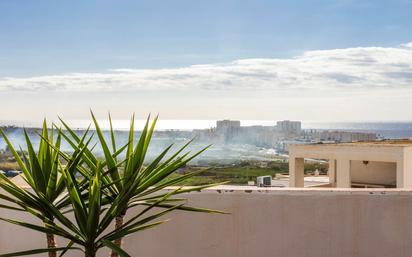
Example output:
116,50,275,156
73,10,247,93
1,120,412,138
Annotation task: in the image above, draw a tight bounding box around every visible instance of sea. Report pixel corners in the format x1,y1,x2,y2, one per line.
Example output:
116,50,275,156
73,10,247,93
1,120,412,139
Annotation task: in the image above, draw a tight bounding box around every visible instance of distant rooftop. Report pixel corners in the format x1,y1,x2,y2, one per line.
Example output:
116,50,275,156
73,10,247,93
307,139,412,147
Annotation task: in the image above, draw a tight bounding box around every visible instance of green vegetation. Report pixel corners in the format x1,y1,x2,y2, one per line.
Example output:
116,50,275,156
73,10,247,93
0,151,19,171
0,113,224,257
0,121,66,257
0,161,19,172
0,153,329,186
167,164,289,185
165,161,328,186
304,162,328,174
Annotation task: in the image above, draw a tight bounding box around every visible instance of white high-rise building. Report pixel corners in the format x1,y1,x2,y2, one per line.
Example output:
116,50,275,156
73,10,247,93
216,120,241,132
276,120,301,134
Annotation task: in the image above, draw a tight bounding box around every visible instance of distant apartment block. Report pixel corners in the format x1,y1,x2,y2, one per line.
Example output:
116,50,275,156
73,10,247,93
216,120,241,132
307,130,377,142
276,120,301,134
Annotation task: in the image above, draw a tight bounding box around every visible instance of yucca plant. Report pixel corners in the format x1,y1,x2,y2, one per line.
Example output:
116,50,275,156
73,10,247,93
0,121,74,257
0,114,226,257
59,112,225,257
0,137,145,257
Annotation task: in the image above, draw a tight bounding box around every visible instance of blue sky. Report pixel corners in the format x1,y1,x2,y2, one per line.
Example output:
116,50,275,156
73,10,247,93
0,0,412,121
1,0,411,76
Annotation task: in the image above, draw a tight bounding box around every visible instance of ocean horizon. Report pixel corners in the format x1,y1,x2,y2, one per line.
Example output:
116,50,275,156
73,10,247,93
1,119,412,139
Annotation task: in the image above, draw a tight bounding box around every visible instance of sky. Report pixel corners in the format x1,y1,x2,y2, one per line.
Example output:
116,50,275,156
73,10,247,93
0,0,412,122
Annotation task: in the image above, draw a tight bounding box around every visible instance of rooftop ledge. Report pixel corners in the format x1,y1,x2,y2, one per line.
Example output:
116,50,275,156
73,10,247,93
12,182,412,196
165,185,412,196
295,139,412,147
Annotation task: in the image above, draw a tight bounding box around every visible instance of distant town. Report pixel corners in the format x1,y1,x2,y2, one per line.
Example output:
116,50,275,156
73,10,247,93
193,120,376,153
0,120,377,157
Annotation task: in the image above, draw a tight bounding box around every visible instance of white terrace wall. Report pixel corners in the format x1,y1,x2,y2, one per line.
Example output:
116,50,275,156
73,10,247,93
350,160,397,185
1,187,412,257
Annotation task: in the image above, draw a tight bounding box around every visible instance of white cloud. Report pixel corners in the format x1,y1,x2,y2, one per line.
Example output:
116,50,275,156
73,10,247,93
401,42,412,48
1,43,412,93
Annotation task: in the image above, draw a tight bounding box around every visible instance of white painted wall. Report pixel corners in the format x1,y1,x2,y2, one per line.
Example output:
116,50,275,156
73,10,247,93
350,160,396,186
1,187,412,257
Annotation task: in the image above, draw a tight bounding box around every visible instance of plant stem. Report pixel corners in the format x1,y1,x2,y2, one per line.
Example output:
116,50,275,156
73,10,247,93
110,215,124,257
46,233,57,257
85,249,96,257
44,217,57,257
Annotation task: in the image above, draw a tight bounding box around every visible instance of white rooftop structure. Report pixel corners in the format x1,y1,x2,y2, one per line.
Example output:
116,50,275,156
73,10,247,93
288,140,412,188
